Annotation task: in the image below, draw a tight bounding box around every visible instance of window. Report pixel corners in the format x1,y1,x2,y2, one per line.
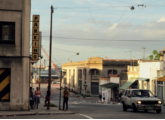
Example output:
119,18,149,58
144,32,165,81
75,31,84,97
124,90,128,96
78,69,82,79
73,70,75,87
0,22,15,44
127,90,132,96
132,90,154,97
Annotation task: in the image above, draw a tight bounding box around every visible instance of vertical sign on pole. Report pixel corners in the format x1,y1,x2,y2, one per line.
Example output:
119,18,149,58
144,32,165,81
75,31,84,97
32,15,40,60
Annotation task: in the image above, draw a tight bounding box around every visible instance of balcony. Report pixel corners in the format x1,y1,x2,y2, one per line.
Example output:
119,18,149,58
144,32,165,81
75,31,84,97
127,66,139,72
91,75,99,80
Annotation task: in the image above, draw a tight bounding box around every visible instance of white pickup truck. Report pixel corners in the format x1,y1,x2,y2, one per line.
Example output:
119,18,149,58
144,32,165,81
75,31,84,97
121,89,162,113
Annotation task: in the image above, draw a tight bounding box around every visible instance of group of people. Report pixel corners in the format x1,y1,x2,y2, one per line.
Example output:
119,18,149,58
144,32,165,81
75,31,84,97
30,87,41,109
30,86,70,111
99,93,105,102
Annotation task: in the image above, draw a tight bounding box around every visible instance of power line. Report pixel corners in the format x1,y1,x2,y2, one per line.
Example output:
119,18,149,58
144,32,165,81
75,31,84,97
41,36,165,42
43,45,77,53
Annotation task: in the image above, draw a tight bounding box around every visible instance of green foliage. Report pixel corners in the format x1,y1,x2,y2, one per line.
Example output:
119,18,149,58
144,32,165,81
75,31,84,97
149,50,162,60
149,55,153,60
153,50,158,55
44,103,57,107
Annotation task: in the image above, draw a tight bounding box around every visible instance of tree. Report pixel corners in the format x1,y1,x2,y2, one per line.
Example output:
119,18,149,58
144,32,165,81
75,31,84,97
149,55,153,60
149,50,161,60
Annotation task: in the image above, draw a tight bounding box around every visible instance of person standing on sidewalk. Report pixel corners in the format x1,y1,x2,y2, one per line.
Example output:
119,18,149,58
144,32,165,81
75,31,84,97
99,93,102,102
45,86,51,110
103,93,105,102
30,87,34,109
35,87,41,109
63,86,69,111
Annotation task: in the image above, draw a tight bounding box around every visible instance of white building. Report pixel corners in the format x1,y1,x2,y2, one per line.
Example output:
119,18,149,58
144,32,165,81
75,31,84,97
139,61,164,104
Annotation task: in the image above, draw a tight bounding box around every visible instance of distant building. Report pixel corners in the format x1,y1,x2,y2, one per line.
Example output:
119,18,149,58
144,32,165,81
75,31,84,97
62,57,138,96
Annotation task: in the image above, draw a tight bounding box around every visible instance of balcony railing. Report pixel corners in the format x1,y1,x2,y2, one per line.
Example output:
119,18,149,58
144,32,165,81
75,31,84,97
127,66,139,72
91,75,99,80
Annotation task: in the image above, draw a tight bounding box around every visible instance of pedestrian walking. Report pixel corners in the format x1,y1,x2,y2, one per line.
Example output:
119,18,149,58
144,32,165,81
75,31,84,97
45,86,51,110
119,92,122,102
99,93,102,102
35,87,41,109
103,93,105,102
63,86,69,111
30,87,34,109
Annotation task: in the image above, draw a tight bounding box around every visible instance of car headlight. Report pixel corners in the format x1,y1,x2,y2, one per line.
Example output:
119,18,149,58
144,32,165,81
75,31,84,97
158,100,161,104
137,101,141,104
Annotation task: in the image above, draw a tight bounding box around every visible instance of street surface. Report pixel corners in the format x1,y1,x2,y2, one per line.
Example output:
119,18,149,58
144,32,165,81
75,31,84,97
3,84,165,119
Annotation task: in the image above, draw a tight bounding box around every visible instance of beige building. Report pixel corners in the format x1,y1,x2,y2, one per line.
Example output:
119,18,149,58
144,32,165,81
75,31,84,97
0,0,31,110
62,57,137,96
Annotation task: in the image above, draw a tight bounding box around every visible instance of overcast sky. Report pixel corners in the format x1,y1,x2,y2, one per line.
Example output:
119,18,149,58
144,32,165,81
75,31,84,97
31,0,165,66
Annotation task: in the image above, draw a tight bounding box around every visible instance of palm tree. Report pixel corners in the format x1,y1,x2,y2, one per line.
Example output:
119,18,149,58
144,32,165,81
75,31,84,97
149,50,162,60
149,55,153,60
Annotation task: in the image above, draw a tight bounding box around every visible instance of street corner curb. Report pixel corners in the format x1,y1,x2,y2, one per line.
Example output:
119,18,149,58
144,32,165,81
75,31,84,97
0,112,75,118
0,113,36,117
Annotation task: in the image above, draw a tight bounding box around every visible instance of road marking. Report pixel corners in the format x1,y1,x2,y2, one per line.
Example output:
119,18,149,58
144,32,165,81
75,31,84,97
79,114,93,119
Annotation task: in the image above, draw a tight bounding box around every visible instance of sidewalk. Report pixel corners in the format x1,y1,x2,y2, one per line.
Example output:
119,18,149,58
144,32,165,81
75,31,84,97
0,98,74,117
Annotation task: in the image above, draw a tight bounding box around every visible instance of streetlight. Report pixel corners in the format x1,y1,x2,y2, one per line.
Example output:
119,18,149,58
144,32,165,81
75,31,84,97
59,71,66,110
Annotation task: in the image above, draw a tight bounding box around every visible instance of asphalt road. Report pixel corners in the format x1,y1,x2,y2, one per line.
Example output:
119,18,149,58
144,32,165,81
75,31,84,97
3,84,165,119
41,84,165,119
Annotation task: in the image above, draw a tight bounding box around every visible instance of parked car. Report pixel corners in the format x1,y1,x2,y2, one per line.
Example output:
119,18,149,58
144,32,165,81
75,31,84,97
52,81,60,84
121,89,162,113
52,81,57,84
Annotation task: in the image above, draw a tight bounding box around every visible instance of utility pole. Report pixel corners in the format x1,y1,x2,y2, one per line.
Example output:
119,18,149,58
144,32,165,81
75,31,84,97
38,57,41,90
142,47,146,60
125,51,132,66
47,5,54,110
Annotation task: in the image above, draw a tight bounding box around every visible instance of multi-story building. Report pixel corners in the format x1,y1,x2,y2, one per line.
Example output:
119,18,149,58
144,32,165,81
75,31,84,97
62,57,137,96
0,0,31,110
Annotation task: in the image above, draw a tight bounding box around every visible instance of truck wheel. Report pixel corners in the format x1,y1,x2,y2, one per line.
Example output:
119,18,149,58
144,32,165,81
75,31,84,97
133,104,137,112
156,109,161,113
123,103,127,111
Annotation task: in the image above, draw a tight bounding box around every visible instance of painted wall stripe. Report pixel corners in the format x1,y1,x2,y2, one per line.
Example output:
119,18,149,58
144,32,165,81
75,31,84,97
0,76,10,91
0,69,10,83
0,84,10,99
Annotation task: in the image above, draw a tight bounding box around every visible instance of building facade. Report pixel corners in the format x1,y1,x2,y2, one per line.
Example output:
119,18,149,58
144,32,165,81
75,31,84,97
0,0,31,110
62,57,137,96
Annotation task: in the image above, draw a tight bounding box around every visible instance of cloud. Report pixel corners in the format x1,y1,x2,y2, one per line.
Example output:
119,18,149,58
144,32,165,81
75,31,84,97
158,17,165,22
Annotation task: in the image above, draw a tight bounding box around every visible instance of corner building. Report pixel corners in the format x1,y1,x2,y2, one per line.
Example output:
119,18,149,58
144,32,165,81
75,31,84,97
0,0,31,110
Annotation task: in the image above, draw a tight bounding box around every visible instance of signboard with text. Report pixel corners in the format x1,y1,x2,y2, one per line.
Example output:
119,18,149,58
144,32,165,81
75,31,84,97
32,15,40,60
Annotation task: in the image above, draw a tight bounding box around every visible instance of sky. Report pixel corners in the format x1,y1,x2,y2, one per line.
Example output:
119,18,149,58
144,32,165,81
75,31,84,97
31,0,165,66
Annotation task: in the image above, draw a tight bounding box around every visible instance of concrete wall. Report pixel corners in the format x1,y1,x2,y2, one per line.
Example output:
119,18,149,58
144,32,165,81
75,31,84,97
139,62,163,95
0,0,31,111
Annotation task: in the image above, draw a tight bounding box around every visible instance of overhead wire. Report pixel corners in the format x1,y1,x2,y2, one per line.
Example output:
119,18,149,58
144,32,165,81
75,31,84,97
40,36,165,42
42,45,78,53
86,7,145,53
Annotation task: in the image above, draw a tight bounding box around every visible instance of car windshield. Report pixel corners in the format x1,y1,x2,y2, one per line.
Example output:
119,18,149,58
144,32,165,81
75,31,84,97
132,90,154,97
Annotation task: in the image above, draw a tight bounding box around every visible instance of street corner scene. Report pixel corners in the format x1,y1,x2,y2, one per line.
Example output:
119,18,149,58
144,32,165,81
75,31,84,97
1,0,165,120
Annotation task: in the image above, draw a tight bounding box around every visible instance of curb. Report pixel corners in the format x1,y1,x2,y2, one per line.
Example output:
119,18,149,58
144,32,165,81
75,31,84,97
0,112,75,117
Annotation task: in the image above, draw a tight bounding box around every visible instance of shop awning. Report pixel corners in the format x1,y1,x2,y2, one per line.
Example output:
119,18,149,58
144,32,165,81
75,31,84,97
157,76,165,82
100,82,119,88
119,77,138,90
